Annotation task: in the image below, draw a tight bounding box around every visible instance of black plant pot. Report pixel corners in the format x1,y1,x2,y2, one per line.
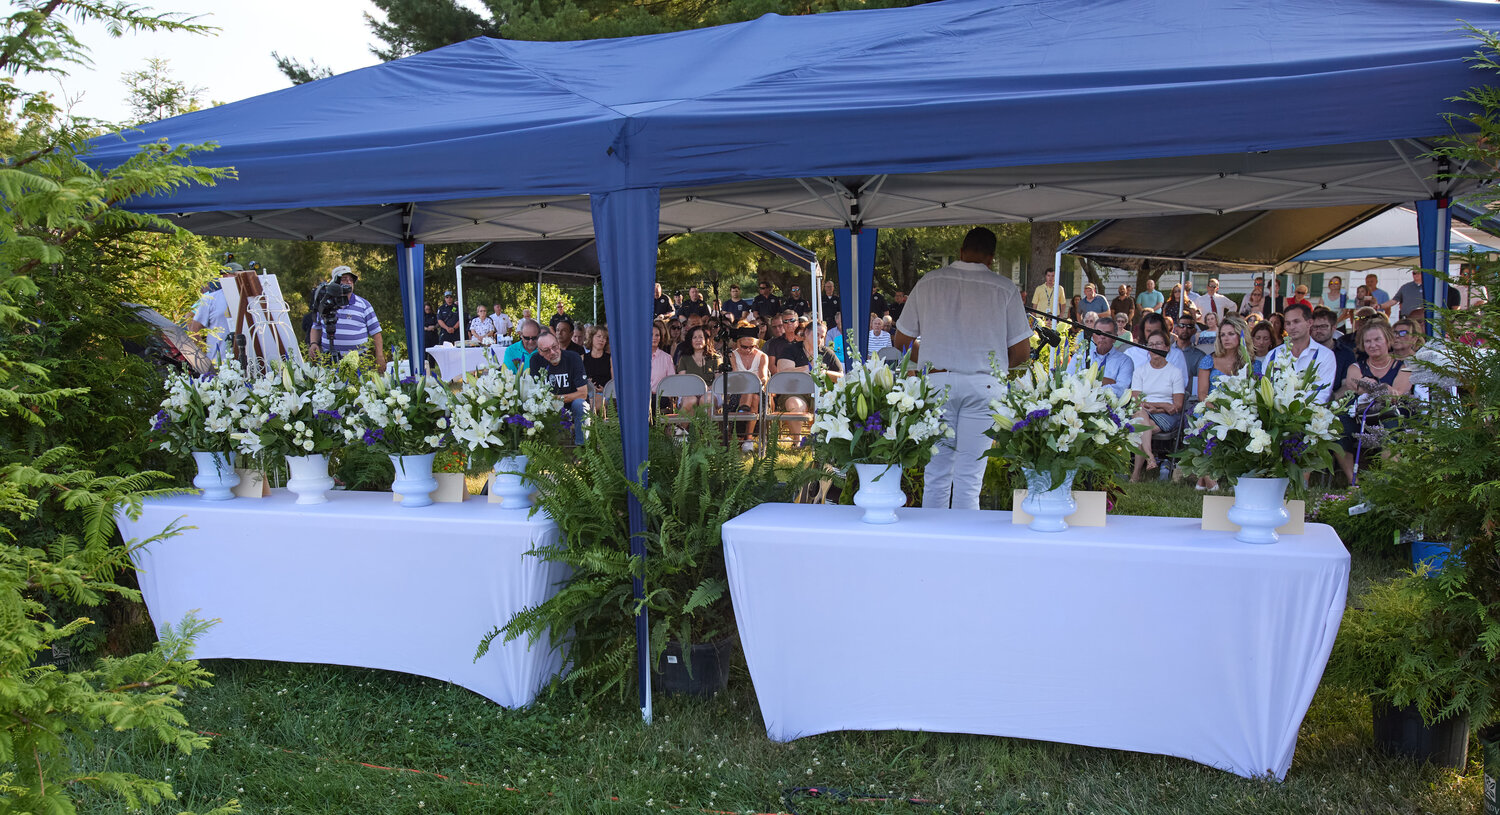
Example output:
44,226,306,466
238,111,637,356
1372,701,1470,769
1480,724,1500,815
654,639,732,698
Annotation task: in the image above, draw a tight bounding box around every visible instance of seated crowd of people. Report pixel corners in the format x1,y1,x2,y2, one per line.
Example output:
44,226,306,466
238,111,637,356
1052,272,1447,487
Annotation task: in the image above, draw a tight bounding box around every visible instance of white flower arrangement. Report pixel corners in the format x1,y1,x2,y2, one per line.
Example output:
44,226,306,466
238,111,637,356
232,360,358,460
447,365,562,470
150,361,253,455
1179,350,1345,486
344,369,453,456
984,359,1139,484
810,349,951,469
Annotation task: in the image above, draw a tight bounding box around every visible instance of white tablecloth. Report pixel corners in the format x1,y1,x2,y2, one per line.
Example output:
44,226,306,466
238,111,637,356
722,504,1349,779
426,343,494,381
117,491,566,707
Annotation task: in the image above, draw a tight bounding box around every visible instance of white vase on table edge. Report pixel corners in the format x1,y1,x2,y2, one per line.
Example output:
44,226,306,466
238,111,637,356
1227,476,1290,544
285,453,334,505
390,453,439,508
852,462,904,524
1020,467,1077,532
491,454,533,509
191,451,239,501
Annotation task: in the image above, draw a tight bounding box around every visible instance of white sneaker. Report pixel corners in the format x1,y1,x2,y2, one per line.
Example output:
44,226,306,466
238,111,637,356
741,441,755,453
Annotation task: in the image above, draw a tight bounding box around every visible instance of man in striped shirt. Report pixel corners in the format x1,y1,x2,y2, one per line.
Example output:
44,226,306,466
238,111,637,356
308,266,386,371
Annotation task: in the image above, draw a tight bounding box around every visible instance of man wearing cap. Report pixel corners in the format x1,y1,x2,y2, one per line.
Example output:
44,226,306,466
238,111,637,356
309,266,385,371
784,285,810,316
893,227,1032,511
187,265,241,366
436,291,461,345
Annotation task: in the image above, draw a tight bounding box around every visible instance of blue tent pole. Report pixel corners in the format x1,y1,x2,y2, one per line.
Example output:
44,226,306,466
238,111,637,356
397,242,425,374
591,188,660,724
836,229,856,354
1416,198,1450,336
856,228,878,360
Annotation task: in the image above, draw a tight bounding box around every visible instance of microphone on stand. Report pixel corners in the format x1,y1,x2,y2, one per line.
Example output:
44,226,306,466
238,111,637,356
1032,321,1062,347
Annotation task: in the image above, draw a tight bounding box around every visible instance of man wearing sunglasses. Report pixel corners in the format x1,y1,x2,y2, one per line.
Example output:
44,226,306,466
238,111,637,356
502,319,542,373
752,281,781,323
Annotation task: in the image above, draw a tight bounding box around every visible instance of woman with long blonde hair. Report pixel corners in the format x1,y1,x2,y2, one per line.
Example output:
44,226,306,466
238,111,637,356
1193,316,1251,490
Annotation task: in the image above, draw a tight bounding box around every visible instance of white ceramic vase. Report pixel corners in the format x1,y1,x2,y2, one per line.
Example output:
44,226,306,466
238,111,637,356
285,453,334,505
491,454,533,510
1021,467,1077,532
390,453,438,508
191,451,239,501
852,462,904,524
1228,476,1290,544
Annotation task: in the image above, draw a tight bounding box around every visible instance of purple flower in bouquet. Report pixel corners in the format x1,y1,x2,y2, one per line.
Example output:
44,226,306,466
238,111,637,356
503,413,536,429
151,410,170,431
400,375,417,385
1011,408,1051,433
1281,434,1309,462
560,408,575,431
316,409,343,421
1203,437,1218,457
362,427,385,445
861,412,885,435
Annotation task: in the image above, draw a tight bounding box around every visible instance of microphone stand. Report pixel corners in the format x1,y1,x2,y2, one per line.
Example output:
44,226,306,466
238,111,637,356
1024,305,1167,358
709,273,735,449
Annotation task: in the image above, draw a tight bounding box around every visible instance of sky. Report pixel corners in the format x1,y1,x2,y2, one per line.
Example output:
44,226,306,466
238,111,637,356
11,0,426,124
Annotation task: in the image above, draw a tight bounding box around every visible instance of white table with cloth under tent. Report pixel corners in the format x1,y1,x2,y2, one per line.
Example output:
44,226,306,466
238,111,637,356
116,491,566,707
721,503,1349,780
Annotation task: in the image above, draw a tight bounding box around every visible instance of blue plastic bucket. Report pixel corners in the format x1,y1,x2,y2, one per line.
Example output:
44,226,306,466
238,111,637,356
1411,540,1451,575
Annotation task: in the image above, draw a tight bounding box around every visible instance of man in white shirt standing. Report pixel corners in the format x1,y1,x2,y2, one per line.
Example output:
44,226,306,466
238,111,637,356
1193,278,1235,320
1263,303,1336,403
893,227,1032,510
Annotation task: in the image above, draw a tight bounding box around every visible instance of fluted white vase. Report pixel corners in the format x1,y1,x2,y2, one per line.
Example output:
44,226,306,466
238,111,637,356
1021,467,1077,532
852,463,904,524
491,454,533,510
390,453,438,508
1228,476,1290,544
285,453,334,505
191,451,239,501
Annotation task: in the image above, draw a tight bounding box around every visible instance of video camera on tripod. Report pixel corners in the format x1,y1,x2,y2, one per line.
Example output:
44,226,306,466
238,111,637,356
311,266,354,341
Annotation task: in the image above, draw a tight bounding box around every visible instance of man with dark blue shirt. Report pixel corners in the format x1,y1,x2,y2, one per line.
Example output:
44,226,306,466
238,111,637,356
722,284,751,321
529,330,589,445
653,282,675,319
752,281,781,322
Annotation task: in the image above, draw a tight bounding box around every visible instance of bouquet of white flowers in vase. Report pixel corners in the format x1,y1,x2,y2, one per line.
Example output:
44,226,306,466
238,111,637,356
346,369,453,507
984,359,1139,530
233,359,356,461
448,366,561,471
151,361,253,456
1179,351,1345,490
150,361,254,499
810,348,950,522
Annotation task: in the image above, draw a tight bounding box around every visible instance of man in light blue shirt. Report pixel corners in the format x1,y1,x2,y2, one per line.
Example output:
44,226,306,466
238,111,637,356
1069,316,1134,398
502,318,541,372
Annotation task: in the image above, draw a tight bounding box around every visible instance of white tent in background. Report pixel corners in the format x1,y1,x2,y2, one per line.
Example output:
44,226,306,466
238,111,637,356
1284,205,1500,275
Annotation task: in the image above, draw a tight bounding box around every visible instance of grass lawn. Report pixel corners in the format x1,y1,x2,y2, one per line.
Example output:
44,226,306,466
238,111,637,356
76,483,1480,815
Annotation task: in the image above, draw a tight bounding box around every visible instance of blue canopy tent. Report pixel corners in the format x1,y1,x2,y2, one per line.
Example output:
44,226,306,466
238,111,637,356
88,0,1500,720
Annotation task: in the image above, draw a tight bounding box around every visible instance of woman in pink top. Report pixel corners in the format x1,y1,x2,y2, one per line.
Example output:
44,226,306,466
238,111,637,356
649,321,675,396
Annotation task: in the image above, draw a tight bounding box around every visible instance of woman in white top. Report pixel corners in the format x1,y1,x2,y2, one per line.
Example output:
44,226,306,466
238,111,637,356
728,321,769,450
867,312,892,354
468,305,497,344
1129,331,1186,482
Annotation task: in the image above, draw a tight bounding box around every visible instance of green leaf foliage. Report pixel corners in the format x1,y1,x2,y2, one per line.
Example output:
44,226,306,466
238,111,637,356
483,415,812,701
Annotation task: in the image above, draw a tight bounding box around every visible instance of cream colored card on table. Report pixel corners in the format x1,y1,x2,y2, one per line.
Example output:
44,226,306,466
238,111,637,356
1201,496,1305,534
231,469,270,498
1011,489,1109,527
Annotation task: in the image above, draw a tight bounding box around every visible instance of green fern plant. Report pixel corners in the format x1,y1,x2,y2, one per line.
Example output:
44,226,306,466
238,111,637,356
480,416,810,700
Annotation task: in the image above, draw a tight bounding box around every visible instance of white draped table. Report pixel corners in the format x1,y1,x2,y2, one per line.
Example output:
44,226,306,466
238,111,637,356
721,504,1350,779
426,343,495,381
117,491,565,707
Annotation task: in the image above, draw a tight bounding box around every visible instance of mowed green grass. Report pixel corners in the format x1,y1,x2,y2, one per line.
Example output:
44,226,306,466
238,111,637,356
74,483,1481,815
